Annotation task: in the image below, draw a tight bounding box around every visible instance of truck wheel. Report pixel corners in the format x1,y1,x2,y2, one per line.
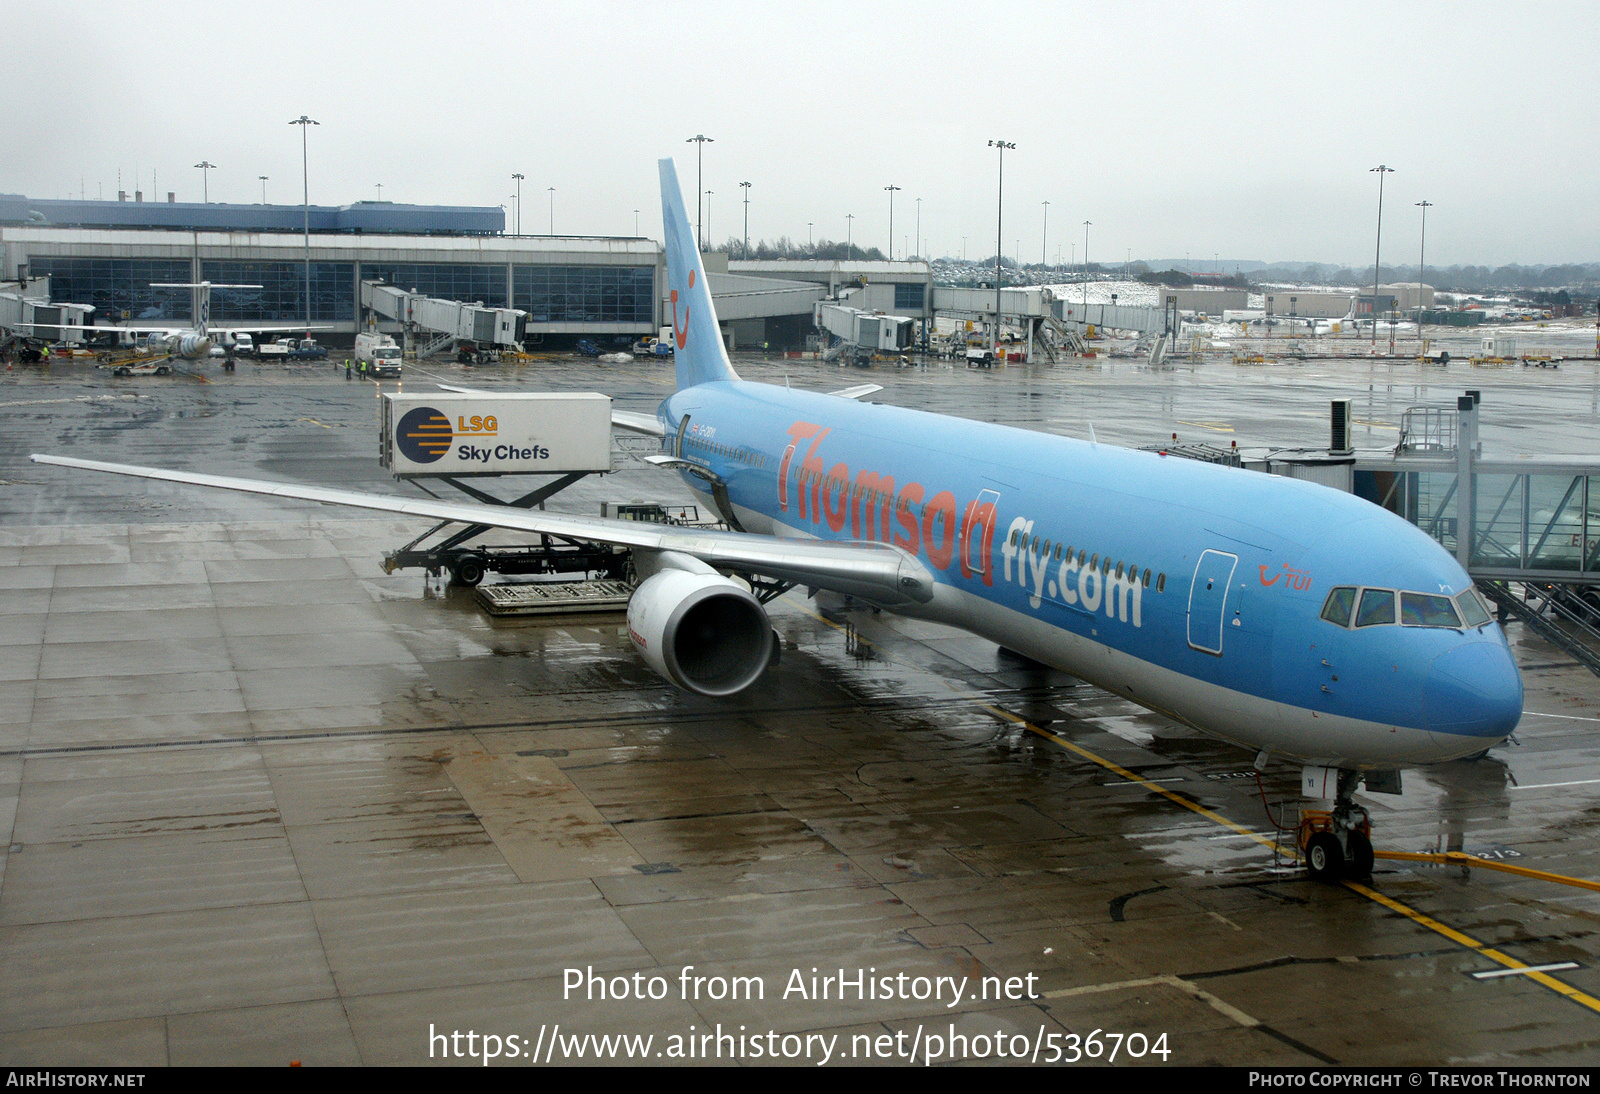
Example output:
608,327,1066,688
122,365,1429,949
449,555,486,587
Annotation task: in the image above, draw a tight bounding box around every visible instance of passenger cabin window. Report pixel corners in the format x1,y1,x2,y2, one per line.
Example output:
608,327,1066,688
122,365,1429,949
1401,592,1462,628
1321,586,1357,627
1355,588,1396,627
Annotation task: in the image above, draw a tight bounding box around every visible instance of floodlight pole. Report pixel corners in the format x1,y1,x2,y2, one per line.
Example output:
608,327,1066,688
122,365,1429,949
1415,200,1432,320
1370,164,1394,346
740,181,751,257
289,115,319,331
988,140,1014,355
884,185,900,260
194,161,215,203
686,134,713,250
1083,221,1092,312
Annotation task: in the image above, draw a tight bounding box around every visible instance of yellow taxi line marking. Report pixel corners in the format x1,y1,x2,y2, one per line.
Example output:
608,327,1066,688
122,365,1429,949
802,607,1600,1014
1344,880,1600,1014
1377,850,1600,894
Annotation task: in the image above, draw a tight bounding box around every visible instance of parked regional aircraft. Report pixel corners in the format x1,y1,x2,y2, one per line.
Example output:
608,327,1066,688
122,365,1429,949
18,281,326,359
31,160,1522,881
1258,306,1418,338
1259,306,1354,336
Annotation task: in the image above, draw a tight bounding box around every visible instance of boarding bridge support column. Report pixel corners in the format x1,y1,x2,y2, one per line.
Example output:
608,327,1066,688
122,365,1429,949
1456,393,1478,571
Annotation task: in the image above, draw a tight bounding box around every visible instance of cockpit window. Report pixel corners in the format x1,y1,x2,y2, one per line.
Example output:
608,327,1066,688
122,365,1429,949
1401,592,1462,628
1320,587,1356,627
1355,588,1396,627
1457,588,1492,628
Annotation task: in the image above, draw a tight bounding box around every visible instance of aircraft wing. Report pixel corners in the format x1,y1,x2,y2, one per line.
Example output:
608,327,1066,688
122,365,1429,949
28,453,933,607
215,325,337,333
611,410,665,437
432,383,866,436
828,383,883,400
13,323,334,334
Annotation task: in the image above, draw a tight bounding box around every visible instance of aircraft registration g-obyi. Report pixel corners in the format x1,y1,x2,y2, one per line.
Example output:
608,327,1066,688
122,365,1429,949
31,158,1523,881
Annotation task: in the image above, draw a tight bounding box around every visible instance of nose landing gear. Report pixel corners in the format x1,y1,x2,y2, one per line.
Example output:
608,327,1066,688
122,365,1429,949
1299,769,1375,881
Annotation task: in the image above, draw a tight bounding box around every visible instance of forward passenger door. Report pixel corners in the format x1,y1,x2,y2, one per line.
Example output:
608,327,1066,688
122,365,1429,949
1187,549,1238,655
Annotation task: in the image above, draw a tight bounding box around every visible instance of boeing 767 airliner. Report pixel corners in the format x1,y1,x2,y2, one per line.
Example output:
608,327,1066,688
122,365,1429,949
32,159,1522,880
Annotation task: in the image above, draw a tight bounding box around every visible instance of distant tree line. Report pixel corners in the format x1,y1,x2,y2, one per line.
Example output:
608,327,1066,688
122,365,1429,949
712,243,1599,296
720,237,886,262
1134,268,1251,289
1251,262,1600,294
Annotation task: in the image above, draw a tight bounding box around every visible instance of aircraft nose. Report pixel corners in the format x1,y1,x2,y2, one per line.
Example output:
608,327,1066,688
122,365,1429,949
1423,641,1523,743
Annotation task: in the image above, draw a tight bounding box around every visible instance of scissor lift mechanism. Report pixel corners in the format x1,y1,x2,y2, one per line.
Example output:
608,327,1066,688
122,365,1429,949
382,472,630,587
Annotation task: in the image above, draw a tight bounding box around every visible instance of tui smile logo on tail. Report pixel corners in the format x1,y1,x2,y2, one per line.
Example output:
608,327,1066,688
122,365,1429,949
671,269,695,350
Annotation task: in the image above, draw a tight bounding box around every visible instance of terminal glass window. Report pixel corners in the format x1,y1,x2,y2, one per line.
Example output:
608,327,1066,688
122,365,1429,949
363,263,508,309
894,283,926,310
202,261,354,323
514,265,654,324
28,257,191,322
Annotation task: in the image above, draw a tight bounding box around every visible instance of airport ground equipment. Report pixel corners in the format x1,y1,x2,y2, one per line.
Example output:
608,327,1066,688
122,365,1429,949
0,291,93,345
928,288,1174,363
382,471,625,588
258,337,328,361
360,279,527,357
813,302,915,362
354,332,402,376
105,362,172,377
378,390,636,600
379,392,612,477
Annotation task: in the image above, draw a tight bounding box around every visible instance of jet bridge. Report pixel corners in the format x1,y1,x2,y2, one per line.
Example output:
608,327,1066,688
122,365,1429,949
0,284,93,346
929,286,1178,363
813,301,916,361
360,279,527,356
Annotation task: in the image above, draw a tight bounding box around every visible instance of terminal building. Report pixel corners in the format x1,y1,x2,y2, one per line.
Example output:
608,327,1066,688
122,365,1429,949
0,194,934,350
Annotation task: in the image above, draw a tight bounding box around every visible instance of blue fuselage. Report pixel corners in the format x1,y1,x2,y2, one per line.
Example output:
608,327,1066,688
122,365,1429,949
660,379,1523,769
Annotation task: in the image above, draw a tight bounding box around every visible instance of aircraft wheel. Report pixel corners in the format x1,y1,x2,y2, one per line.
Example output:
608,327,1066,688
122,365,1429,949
1305,832,1345,882
449,555,486,587
1346,832,1374,880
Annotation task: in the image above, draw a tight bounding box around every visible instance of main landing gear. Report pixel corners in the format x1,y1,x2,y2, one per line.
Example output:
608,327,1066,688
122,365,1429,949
1298,769,1374,882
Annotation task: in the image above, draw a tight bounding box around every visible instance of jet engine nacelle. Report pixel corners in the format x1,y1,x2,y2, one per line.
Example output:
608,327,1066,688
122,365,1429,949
174,333,212,359
626,568,772,697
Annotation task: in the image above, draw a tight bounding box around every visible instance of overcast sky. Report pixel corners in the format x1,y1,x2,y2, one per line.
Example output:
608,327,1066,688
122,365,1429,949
12,0,1597,268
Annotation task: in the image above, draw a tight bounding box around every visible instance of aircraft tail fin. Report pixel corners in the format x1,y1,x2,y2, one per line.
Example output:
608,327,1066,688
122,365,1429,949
659,158,739,389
